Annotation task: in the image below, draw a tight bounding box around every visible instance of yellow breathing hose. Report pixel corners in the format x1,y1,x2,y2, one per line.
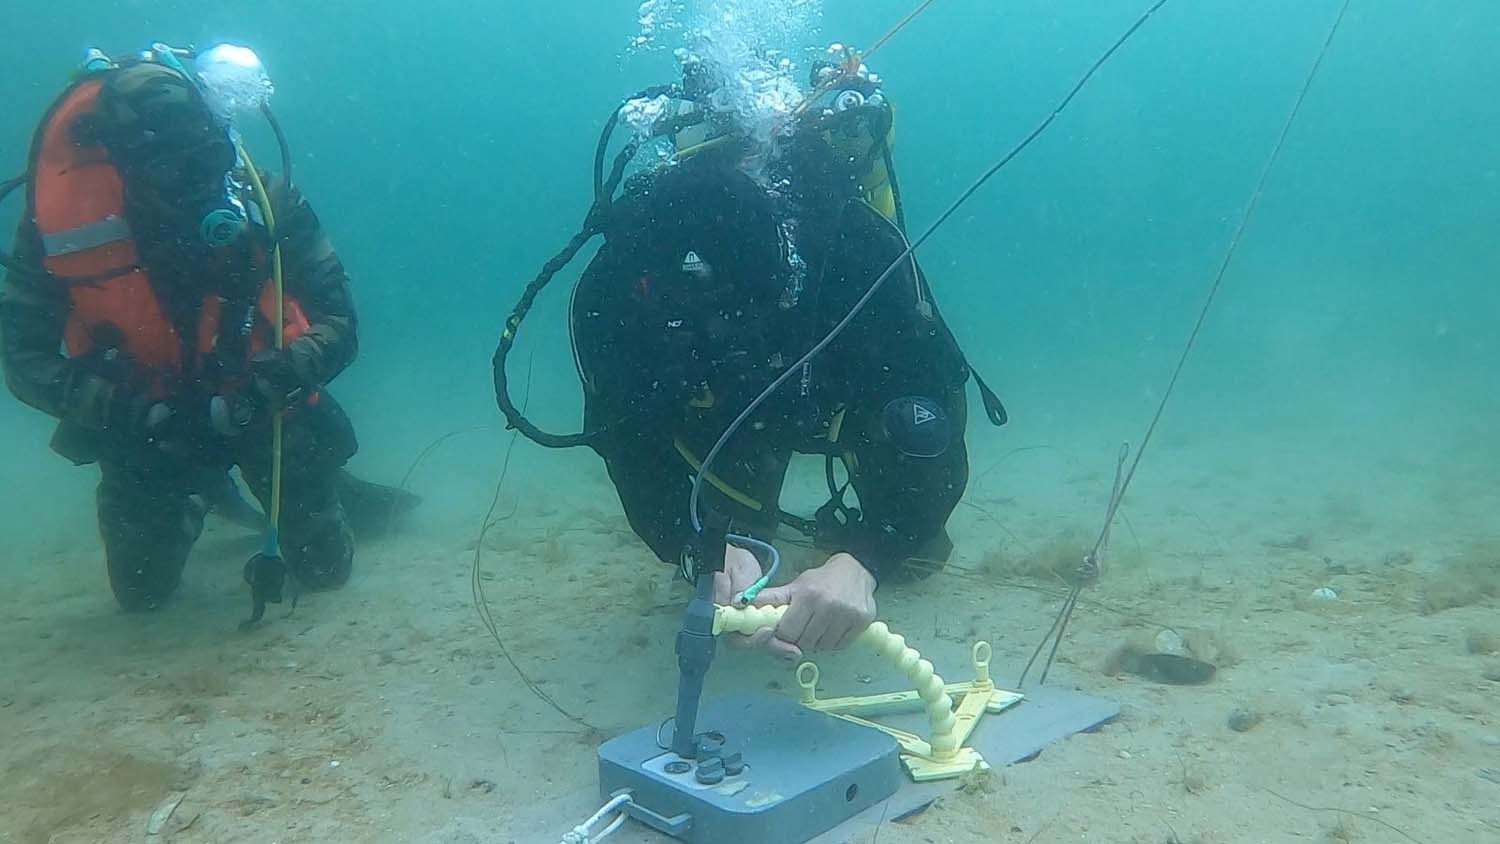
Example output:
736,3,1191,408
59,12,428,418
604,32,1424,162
235,145,285,540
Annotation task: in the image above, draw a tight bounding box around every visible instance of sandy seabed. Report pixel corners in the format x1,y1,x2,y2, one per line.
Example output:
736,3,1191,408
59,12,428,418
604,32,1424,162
2,430,1497,844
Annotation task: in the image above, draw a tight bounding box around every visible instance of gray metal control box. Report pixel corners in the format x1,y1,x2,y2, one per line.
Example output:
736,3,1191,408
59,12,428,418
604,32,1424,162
598,694,904,844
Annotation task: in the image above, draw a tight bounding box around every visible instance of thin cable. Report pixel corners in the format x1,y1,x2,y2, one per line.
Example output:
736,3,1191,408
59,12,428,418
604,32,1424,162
397,425,491,492
390,425,491,535
863,0,939,63
690,0,1173,534
473,356,597,732
1021,0,1354,686
729,534,781,604
1037,591,1079,683
791,0,940,124
260,103,293,190
1020,448,1121,685
1102,0,1354,557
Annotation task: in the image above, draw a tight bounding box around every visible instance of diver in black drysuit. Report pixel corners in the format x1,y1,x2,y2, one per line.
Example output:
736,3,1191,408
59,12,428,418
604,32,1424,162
572,145,974,644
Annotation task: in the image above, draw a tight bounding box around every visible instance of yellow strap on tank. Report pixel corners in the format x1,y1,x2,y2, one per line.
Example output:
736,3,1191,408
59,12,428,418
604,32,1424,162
862,146,897,222
867,181,897,223
826,105,899,223
674,439,764,512
872,105,899,221
826,406,861,474
827,406,847,443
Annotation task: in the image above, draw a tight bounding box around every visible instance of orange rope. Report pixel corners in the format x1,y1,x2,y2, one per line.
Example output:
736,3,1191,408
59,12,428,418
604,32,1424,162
864,0,939,63
788,0,941,124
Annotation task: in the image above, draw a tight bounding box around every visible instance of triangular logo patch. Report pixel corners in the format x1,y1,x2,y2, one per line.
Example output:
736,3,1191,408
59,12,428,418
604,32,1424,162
913,404,937,426
682,251,704,271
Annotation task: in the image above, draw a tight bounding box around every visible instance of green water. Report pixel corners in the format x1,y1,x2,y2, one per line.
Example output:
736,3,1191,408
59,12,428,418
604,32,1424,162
0,2,1495,842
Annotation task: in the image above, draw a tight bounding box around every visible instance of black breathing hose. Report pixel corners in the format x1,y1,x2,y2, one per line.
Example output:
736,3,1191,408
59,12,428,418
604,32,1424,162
494,87,709,450
0,176,50,282
491,223,605,449
260,104,293,190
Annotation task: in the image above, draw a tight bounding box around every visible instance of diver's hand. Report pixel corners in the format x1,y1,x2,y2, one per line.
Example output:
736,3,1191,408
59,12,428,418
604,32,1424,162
104,385,172,447
712,544,763,605
249,350,306,411
713,545,788,653
105,390,215,465
753,553,877,660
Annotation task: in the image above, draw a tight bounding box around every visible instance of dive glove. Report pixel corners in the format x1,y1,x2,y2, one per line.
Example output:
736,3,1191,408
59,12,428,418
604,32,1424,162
209,350,311,437
248,349,306,410
104,386,172,446
104,387,212,463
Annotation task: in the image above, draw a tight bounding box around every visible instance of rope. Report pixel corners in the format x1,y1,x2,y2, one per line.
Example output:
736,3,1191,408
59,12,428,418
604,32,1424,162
1099,0,1355,530
1020,0,1354,686
863,0,940,63
559,793,632,844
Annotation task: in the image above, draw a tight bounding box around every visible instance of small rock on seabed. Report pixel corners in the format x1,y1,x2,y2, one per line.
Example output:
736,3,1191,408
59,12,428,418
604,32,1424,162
1227,707,1263,733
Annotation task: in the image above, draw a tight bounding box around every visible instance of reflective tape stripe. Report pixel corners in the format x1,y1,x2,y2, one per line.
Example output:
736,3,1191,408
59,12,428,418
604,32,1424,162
41,215,131,257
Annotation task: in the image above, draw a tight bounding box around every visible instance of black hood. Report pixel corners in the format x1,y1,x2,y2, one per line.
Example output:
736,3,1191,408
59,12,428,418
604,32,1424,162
607,154,787,299
93,64,237,220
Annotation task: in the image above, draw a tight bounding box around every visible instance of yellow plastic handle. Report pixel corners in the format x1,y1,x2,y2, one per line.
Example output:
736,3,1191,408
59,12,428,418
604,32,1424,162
714,604,960,757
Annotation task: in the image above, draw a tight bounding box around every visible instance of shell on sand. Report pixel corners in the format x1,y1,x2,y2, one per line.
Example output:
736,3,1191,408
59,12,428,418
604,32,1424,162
146,791,186,836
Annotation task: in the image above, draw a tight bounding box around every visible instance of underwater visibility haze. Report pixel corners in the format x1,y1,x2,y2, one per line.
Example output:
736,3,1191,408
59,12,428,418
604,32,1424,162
0,1,1497,842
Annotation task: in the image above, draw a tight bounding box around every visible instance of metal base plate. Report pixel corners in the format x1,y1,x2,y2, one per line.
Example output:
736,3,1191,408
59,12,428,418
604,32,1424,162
598,693,904,844
805,680,1120,842
513,681,1118,844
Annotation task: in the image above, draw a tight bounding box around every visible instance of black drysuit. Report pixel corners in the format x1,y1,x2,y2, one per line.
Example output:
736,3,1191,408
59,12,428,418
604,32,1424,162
1,178,360,610
572,166,972,582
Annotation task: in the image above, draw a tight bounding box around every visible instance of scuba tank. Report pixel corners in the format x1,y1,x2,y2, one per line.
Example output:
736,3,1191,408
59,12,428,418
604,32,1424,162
0,42,294,281
493,48,915,450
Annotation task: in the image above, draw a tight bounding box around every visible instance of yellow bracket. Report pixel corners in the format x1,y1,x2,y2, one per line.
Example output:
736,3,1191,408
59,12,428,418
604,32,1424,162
714,606,1024,782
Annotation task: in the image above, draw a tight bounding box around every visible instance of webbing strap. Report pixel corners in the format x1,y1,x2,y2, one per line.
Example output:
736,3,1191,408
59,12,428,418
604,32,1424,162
40,215,130,257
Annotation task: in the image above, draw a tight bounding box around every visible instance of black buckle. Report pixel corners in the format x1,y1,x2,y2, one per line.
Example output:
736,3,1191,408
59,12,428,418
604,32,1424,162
679,511,730,583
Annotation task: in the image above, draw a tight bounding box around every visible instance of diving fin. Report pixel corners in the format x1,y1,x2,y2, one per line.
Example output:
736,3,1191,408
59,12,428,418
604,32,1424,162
335,469,422,541
240,551,286,630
